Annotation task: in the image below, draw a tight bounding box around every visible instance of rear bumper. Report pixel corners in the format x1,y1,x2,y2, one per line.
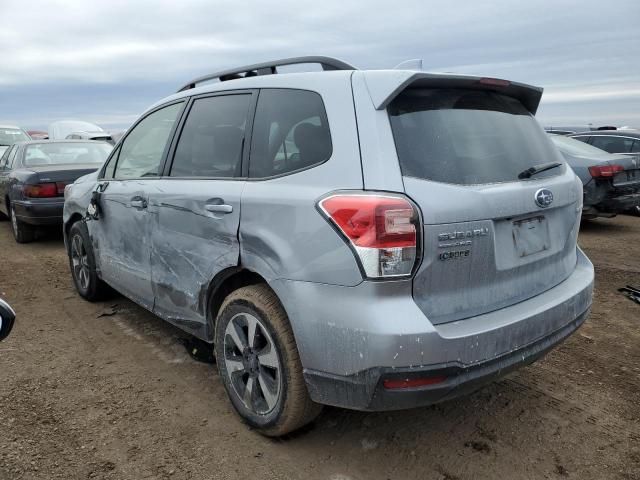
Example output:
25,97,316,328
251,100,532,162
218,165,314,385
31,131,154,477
595,192,640,213
304,308,588,411
13,200,64,225
272,248,594,411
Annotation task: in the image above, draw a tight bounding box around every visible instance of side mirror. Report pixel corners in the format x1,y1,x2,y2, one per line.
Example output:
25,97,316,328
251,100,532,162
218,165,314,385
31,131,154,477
0,299,16,341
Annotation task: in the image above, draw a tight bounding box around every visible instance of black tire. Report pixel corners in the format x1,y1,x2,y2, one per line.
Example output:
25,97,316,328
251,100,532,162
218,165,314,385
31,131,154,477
215,284,322,436
67,221,110,301
9,204,35,243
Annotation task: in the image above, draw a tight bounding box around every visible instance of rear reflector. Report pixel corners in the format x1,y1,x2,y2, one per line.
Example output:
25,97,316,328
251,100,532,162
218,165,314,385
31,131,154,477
23,183,58,198
383,376,447,390
588,164,624,178
478,77,510,87
318,194,420,278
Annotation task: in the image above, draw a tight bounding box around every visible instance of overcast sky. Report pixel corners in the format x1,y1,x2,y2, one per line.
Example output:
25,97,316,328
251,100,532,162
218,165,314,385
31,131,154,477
1,0,639,131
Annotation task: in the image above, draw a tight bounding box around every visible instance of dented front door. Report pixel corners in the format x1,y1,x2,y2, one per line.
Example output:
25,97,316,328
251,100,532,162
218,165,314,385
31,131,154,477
92,179,155,310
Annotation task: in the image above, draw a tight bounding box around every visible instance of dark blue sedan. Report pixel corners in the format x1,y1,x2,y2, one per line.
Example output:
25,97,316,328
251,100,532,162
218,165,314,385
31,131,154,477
0,140,112,243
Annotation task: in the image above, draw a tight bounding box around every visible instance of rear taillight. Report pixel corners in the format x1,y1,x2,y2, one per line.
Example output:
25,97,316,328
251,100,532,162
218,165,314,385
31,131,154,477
23,182,66,198
588,164,624,178
318,194,420,278
24,183,57,198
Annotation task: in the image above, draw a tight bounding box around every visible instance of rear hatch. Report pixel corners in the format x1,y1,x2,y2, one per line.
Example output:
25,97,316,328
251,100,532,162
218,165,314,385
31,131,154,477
383,80,582,324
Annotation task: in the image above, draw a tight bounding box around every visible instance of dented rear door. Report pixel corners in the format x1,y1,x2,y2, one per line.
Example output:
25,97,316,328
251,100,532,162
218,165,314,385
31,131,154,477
149,91,255,339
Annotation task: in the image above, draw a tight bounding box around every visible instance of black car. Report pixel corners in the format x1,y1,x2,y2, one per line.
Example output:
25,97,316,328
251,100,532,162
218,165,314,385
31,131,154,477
570,130,640,156
550,135,640,218
0,140,112,243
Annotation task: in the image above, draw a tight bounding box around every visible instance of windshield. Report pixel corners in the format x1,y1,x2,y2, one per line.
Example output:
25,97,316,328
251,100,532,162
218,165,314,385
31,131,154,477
388,89,564,185
550,134,612,157
23,142,112,167
0,128,30,146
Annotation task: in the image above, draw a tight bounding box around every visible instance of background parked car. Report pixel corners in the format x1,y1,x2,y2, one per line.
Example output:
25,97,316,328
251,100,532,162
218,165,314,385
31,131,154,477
550,134,640,218
570,129,640,156
544,125,593,135
26,130,49,140
0,140,112,243
0,125,31,157
48,120,105,141
66,131,114,145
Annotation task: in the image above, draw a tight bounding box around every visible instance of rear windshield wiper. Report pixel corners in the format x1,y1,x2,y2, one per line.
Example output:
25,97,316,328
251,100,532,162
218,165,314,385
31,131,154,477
518,162,562,180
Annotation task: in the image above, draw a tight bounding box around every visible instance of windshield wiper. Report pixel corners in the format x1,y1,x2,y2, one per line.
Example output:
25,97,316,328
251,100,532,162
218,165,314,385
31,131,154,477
518,162,562,180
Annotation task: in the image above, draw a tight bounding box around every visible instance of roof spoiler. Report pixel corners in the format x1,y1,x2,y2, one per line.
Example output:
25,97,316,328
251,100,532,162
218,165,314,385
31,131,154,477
363,71,544,114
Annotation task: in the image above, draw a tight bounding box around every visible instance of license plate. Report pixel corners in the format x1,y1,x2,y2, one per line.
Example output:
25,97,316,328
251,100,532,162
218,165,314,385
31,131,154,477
513,216,550,257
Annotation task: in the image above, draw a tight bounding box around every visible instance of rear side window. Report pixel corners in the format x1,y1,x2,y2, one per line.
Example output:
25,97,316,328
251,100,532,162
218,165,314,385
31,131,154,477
115,102,183,179
170,94,252,178
632,140,640,153
572,136,591,144
590,136,634,154
388,89,564,185
249,89,332,178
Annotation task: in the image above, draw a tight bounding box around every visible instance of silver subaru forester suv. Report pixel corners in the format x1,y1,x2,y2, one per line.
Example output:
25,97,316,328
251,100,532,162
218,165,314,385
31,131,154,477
63,56,594,436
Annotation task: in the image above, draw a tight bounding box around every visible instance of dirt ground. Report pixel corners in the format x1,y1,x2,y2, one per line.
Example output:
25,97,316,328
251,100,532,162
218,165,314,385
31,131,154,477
0,215,639,480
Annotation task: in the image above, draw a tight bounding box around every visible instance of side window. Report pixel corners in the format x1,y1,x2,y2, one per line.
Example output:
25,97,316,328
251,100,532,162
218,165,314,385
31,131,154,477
102,146,120,179
572,136,590,144
631,140,640,153
249,89,332,178
590,136,634,154
170,94,251,178
0,146,13,169
114,102,183,179
4,147,19,170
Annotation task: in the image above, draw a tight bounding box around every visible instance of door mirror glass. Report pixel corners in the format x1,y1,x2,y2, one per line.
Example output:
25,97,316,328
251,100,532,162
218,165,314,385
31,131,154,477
0,299,16,341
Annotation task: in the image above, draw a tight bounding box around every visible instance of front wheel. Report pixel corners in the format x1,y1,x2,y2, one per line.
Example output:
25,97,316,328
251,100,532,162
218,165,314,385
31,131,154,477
215,284,322,436
68,221,110,301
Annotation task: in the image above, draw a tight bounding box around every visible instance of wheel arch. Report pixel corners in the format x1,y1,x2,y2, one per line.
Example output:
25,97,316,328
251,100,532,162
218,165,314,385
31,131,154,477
204,267,275,342
64,213,85,248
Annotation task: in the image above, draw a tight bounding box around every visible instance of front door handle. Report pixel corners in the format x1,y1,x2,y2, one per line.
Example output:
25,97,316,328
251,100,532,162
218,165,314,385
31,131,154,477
130,197,147,209
205,203,233,214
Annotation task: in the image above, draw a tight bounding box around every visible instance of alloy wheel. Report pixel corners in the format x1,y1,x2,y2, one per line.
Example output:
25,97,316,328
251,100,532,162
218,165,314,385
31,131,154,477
223,312,282,415
70,234,90,291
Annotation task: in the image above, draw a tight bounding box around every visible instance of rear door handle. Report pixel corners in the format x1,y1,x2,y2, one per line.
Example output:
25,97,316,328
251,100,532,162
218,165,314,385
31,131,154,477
205,203,233,214
130,197,147,209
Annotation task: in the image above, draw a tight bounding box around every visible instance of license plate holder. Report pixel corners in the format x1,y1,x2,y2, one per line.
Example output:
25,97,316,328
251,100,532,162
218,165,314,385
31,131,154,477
512,216,550,257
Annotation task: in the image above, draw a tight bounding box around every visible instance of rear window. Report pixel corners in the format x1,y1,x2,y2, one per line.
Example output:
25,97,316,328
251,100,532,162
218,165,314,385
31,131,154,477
0,128,29,145
550,134,612,157
23,143,112,167
388,89,564,185
589,135,634,154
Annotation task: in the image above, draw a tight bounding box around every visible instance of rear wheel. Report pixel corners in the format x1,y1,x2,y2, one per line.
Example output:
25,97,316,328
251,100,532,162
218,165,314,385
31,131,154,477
9,204,35,243
68,221,110,301
215,284,322,436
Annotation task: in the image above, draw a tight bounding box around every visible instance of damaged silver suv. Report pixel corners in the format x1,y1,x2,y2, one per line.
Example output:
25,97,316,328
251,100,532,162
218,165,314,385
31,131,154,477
63,56,594,436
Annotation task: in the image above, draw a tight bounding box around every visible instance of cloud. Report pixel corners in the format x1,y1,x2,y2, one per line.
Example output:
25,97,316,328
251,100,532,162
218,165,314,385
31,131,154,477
1,0,639,128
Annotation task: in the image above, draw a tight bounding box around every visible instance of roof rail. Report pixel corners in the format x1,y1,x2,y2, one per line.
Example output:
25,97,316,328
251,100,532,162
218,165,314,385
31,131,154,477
177,56,356,92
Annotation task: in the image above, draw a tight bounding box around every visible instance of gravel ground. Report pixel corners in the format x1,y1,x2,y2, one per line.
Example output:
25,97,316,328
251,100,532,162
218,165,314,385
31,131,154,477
0,215,638,480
